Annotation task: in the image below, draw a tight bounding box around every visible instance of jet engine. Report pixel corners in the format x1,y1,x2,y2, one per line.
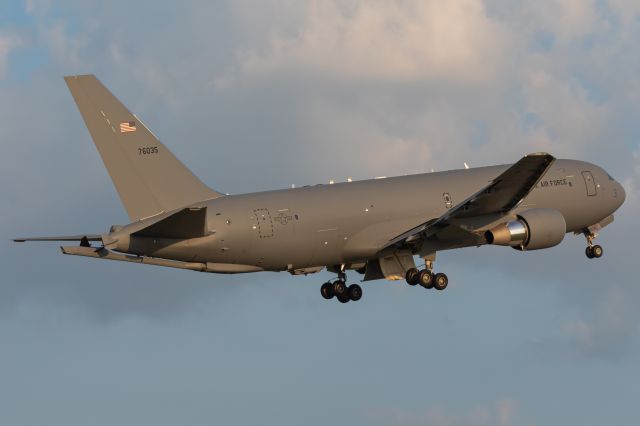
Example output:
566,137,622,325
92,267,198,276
484,208,566,251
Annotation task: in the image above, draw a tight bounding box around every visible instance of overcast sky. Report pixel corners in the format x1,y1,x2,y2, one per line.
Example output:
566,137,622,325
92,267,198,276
1,1,639,425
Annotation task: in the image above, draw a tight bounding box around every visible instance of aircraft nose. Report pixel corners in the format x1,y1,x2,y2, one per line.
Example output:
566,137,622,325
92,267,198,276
617,181,626,206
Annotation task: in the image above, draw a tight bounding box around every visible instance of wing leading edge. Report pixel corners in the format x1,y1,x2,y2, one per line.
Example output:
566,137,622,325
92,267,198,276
383,152,556,251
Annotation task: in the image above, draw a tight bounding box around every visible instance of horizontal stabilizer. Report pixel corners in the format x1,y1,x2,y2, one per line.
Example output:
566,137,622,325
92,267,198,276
61,246,263,274
14,235,102,244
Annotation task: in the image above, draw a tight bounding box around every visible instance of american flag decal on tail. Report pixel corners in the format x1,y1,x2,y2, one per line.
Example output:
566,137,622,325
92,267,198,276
119,121,136,133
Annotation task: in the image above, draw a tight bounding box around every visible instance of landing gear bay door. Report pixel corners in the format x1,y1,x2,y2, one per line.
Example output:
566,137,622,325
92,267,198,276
364,251,416,281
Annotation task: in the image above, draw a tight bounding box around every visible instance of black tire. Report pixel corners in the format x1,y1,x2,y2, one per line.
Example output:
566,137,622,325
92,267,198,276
333,280,348,297
321,282,334,299
433,273,448,291
592,245,603,258
405,268,419,286
418,270,433,289
337,293,350,303
348,284,362,301
585,246,595,259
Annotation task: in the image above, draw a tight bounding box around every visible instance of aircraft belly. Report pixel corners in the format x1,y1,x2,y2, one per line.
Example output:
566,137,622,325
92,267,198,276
124,235,217,262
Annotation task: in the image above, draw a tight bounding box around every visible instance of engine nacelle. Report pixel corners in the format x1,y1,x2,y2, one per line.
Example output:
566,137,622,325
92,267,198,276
484,208,566,251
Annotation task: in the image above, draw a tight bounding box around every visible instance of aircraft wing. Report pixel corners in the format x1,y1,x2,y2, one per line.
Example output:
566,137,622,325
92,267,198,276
383,152,556,250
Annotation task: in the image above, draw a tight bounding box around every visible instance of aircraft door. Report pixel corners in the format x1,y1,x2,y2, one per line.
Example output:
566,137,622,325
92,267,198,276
253,208,274,238
581,171,597,196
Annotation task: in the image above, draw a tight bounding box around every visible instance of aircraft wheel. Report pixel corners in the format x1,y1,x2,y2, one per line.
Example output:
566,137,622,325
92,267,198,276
337,293,350,303
405,268,420,286
433,273,448,291
592,245,603,258
333,280,348,297
348,284,362,301
418,270,434,289
321,282,335,299
585,246,595,259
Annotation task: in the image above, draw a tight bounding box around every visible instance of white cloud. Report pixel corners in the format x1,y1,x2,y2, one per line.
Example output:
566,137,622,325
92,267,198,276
525,0,601,43
45,21,89,69
607,0,640,25
25,0,36,14
236,0,510,85
210,0,632,175
538,283,639,359
519,69,611,155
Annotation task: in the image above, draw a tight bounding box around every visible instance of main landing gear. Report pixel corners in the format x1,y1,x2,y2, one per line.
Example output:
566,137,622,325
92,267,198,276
405,258,448,291
584,230,603,259
320,270,362,303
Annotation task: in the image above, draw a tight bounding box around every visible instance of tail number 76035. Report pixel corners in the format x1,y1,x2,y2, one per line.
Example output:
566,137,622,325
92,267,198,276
138,146,159,155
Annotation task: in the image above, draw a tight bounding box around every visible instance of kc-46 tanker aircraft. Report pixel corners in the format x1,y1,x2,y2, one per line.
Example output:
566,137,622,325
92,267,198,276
15,75,626,303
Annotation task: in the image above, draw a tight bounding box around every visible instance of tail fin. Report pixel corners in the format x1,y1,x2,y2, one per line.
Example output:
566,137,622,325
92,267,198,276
64,75,222,221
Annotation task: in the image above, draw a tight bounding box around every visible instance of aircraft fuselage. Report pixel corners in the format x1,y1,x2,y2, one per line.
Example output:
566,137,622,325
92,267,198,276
113,159,624,271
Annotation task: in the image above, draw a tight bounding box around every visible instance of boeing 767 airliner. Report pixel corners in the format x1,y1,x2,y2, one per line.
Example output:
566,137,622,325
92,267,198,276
14,75,626,303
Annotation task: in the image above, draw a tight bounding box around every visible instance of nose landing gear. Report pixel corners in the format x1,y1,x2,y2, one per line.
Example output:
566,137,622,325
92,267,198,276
584,230,603,259
586,244,603,259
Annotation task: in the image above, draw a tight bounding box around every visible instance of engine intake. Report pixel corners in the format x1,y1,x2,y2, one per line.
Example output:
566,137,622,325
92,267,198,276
484,208,566,251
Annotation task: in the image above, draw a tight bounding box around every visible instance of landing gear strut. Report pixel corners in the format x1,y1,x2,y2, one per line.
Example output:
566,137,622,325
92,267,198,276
405,255,449,292
320,268,363,303
584,230,603,259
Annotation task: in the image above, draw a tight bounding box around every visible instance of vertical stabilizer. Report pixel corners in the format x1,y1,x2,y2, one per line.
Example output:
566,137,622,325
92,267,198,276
65,74,222,221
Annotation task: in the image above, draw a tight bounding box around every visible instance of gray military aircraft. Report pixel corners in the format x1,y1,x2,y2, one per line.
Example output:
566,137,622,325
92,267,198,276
15,75,626,303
